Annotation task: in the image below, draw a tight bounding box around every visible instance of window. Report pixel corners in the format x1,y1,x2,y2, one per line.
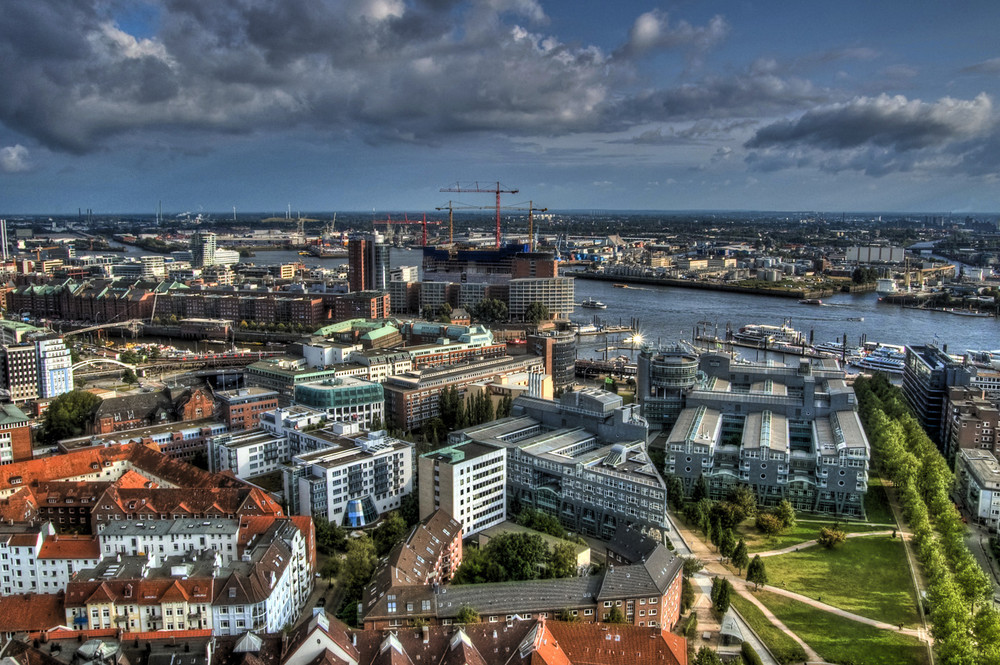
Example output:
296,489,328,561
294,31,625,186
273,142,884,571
387,602,396,613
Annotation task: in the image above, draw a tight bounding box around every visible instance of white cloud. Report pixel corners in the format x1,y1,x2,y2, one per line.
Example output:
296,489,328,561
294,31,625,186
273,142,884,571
0,145,30,172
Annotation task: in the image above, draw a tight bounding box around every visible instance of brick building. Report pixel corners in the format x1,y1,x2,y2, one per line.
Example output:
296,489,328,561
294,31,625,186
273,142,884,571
91,387,215,435
216,387,280,431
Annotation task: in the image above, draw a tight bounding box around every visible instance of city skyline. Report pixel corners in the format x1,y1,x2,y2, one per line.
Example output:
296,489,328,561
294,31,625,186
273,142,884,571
2,1,1000,214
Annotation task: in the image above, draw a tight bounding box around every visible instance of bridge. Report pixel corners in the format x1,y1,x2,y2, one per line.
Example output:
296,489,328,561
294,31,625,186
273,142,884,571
63,319,144,337
72,358,138,372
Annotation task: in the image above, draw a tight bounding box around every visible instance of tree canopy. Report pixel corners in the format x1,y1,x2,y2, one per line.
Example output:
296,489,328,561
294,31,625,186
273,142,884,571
39,390,102,444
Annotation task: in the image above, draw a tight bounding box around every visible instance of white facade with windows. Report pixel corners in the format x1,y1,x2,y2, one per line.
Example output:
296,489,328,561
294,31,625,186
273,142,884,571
418,442,507,536
208,429,289,479
98,518,240,565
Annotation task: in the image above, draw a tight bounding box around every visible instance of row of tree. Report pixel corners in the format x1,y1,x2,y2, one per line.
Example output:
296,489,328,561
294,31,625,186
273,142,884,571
437,385,513,433
856,374,999,664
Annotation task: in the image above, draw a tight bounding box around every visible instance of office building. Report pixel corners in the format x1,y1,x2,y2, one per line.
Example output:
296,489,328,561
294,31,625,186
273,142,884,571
448,390,667,541
419,441,507,536
665,353,870,517
1,345,39,402
216,387,281,431
903,345,973,446
382,355,544,431
208,428,290,479
636,346,700,431
348,233,390,292
190,231,217,268
527,330,577,391
507,277,574,320
293,377,385,427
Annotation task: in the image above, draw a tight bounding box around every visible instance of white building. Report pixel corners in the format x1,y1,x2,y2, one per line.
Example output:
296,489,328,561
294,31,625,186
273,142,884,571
98,518,241,565
283,428,414,528
302,341,362,369
0,523,101,595
36,336,74,399
418,441,506,536
208,428,290,479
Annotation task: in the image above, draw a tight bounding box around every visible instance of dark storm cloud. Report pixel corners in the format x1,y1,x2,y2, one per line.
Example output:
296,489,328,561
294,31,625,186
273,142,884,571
746,94,992,151
744,94,997,177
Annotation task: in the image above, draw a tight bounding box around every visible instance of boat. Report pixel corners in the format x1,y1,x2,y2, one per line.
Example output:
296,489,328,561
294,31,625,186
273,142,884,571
798,298,823,305
732,323,805,347
846,317,864,322
581,297,607,309
613,283,630,288
851,356,905,374
308,245,349,258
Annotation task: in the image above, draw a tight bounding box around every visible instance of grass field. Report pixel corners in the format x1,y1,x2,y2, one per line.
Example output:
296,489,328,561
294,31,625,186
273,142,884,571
755,590,930,665
762,533,920,627
736,519,886,553
728,594,807,665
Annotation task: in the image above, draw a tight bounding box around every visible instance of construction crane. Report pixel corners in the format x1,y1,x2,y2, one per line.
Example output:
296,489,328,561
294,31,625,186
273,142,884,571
440,181,518,249
436,201,456,244
504,201,547,251
373,214,442,246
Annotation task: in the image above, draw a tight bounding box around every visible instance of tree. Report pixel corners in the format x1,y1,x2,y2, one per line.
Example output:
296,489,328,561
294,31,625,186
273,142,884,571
681,556,704,576
719,528,737,561
746,555,768,590
692,474,709,503
320,556,341,578
774,499,796,529
666,474,686,511
484,532,548,582
606,605,626,624
558,608,580,622
727,484,758,519
524,301,550,325
399,492,420,527
755,512,784,536
456,606,480,624
741,642,764,665
373,512,409,557
122,368,138,385
681,576,695,613
693,646,724,665
817,525,847,549
709,516,723,550
343,535,377,592
713,578,732,614
547,542,578,579
38,390,102,444
731,539,750,575
471,298,508,324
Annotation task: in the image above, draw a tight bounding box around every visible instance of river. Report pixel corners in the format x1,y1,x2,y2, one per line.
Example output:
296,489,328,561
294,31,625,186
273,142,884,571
112,243,997,353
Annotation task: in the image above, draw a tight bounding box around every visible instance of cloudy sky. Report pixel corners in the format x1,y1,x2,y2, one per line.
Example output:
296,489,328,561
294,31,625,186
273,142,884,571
2,0,1000,214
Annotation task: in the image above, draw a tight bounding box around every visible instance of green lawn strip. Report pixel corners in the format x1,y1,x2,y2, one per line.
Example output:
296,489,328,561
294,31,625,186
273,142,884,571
728,593,807,665
737,519,886,553
755,590,929,665
862,472,897,525
764,535,920,627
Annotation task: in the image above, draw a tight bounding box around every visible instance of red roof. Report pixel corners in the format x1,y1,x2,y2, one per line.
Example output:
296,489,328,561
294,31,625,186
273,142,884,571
544,622,687,665
0,594,66,633
38,535,100,560
9,533,40,547
116,469,157,489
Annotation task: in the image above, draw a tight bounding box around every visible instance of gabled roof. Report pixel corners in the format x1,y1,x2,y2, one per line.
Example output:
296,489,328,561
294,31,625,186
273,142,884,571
545,622,687,665
370,634,414,665
439,628,488,665
284,611,360,665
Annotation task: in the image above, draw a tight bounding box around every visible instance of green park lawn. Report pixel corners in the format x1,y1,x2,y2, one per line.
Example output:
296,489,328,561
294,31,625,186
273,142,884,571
728,594,807,665
755,590,930,665
762,535,920,628
736,519,887,554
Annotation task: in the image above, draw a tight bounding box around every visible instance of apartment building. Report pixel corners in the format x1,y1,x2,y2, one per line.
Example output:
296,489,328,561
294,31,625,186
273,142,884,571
282,427,413,527
943,386,999,458
0,403,32,464
507,277,574,321
208,428,290,479
956,449,1000,532
0,522,101,595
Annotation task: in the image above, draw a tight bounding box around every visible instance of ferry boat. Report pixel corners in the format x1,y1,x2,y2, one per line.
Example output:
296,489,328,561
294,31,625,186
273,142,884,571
732,323,805,347
581,297,608,309
798,298,823,305
851,356,905,374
